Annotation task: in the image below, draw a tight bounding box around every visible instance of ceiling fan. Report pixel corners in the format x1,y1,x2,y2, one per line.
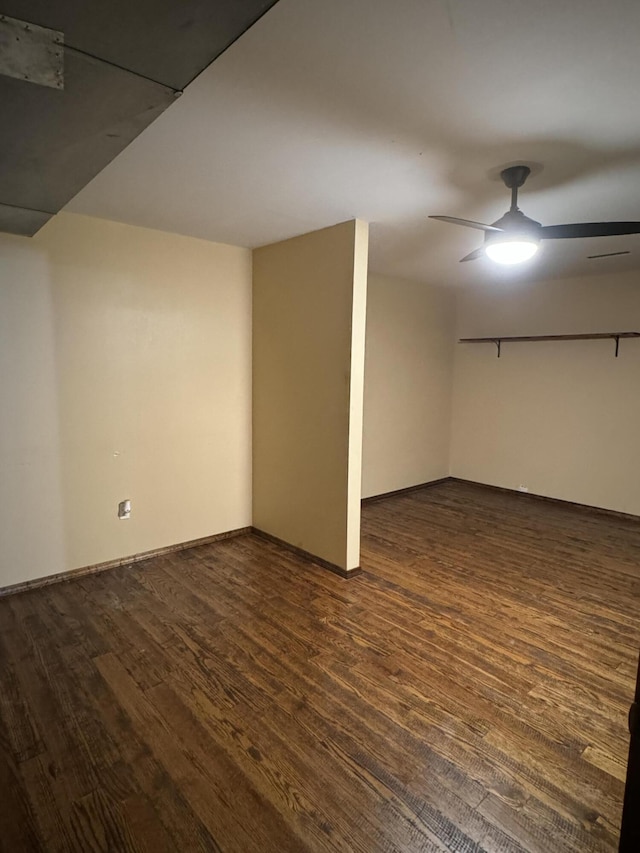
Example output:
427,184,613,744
430,165,640,264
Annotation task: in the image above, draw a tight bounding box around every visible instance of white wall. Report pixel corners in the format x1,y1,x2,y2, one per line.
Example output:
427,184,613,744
451,270,640,516
362,274,455,498
0,213,252,588
253,221,368,572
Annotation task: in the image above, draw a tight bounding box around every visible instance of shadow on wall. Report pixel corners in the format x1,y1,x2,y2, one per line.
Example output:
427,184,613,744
0,236,68,586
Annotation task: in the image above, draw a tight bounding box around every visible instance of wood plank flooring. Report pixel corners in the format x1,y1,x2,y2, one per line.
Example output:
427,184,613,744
0,480,638,852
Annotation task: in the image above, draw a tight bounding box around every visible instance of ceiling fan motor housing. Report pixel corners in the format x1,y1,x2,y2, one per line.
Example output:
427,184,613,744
488,209,542,243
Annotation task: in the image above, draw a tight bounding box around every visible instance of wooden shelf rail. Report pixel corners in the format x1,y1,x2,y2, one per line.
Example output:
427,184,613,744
459,332,640,358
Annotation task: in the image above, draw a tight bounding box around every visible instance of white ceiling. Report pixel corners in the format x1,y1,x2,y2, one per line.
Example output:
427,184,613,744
67,0,640,286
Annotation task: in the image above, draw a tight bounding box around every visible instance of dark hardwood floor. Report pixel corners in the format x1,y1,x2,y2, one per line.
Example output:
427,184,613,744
1,480,638,852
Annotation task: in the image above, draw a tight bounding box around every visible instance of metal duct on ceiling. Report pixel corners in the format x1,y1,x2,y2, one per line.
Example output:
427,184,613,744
0,0,280,236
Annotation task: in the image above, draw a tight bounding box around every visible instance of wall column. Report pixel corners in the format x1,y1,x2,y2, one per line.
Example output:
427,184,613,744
252,219,369,575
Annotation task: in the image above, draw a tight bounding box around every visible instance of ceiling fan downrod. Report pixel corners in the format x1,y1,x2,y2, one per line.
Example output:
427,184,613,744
500,165,531,212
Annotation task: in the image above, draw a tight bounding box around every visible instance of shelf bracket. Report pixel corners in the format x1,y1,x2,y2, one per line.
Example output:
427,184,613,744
615,335,620,358
493,339,501,358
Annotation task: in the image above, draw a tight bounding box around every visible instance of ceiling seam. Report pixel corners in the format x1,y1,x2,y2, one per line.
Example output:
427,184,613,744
63,44,181,94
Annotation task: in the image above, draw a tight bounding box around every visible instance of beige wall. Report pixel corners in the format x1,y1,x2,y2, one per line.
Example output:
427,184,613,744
0,213,252,588
6,210,634,590
451,270,640,515
362,274,455,498
253,220,368,572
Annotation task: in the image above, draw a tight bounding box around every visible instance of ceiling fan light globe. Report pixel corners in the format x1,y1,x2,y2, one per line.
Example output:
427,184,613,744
485,239,539,265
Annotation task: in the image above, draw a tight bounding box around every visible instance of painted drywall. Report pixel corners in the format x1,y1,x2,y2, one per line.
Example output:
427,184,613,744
252,220,369,572
362,274,455,499
0,213,252,588
451,270,640,516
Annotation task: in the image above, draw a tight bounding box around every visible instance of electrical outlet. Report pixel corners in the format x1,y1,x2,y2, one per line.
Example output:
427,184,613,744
517,485,529,493
118,499,131,519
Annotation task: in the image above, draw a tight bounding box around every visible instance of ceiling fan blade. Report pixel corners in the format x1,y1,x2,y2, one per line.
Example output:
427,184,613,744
541,222,640,239
460,247,485,262
429,215,503,232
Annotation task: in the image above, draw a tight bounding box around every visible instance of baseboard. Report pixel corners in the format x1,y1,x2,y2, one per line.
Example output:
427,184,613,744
0,527,253,598
362,475,639,522
361,477,450,505
449,478,640,522
251,528,362,579
5,478,629,598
